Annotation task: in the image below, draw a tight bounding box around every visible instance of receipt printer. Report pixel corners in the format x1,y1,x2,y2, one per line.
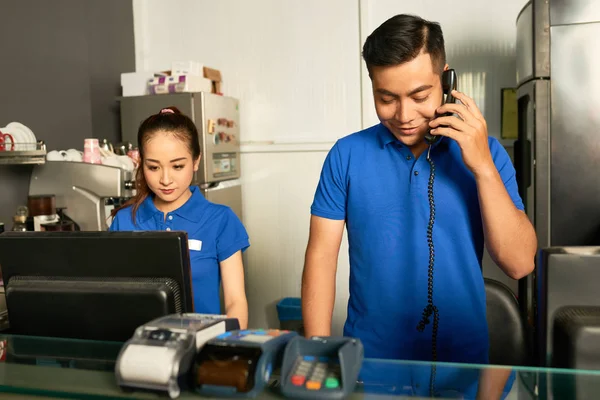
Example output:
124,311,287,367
115,313,239,398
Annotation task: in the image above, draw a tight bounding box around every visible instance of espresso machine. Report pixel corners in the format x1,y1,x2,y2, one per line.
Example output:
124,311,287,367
119,92,242,220
29,162,135,231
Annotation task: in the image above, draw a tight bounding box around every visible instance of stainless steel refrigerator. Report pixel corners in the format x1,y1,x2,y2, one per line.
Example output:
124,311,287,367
119,92,243,221
515,0,600,388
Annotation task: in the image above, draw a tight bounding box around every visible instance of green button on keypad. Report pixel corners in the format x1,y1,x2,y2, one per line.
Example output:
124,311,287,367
325,377,339,389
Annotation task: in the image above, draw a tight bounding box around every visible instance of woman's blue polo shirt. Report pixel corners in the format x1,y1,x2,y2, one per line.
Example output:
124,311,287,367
109,186,250,314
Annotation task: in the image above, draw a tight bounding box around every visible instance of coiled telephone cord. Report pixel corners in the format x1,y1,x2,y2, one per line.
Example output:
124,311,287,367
416,145,439,397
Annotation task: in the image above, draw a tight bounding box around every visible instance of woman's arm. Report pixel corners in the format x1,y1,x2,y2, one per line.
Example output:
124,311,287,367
220,250,248,329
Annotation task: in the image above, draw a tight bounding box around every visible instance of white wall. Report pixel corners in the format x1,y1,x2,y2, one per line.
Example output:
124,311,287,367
133,0,361,145
241,150,350,333
133,0,528,331
133,0,359,332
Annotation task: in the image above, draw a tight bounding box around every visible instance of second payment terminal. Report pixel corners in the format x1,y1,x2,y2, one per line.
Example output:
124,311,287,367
115,313,239,398
280,336,363,400
194,329,298,397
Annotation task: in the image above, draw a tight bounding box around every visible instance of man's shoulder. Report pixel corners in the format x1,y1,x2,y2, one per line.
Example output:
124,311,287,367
338,124,381,144
333,124,382,154
487,136,510,162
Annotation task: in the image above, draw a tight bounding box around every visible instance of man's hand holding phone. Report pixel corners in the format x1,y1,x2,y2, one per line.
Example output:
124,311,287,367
428,90,495,178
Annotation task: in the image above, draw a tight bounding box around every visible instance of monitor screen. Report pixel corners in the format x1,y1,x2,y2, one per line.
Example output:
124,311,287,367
536,246,600,366
0,231,194,341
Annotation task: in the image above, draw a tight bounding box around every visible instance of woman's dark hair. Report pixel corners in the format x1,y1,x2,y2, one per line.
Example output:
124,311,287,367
362,14,446,75
111,106,201,224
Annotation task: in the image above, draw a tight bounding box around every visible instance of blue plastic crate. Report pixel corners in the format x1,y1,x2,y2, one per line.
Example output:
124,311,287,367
276,297,302,321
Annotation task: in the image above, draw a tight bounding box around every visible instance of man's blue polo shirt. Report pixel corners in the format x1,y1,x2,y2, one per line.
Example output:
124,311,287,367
109,186,250,314
311,123,524,364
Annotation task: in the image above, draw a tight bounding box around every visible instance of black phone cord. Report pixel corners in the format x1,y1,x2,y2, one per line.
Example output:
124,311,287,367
416,145,439,397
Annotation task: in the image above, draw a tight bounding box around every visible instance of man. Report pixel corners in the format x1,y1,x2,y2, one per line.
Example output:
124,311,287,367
301,14,537,398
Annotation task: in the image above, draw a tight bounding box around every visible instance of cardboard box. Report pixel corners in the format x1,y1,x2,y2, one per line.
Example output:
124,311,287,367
167,75,212,93
140,65,223,95
203,67,223,94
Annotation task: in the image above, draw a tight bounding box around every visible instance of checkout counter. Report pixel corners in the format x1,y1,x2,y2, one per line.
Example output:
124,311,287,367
0,333,594,399
1,217,600,399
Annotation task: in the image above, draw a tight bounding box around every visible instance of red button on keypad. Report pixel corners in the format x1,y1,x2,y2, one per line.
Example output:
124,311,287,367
291,375,306,386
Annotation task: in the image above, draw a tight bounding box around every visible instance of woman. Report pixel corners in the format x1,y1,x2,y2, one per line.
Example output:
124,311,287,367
110,107,249,328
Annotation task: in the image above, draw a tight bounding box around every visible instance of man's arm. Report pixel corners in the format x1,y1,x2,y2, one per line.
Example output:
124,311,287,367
476,170,537,279
429,89,537,279
476,368,513,400
301,215,345,338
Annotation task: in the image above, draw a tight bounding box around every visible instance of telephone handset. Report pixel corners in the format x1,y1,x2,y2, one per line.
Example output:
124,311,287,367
424,69,458,144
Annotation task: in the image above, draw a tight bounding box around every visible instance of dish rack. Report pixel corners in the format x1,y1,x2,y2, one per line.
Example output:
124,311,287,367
0,141,47,165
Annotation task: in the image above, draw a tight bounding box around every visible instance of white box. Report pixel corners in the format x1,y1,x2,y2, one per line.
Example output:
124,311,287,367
167,75,212,93
120,72,155,97
148,76,169,95
171,61,203,76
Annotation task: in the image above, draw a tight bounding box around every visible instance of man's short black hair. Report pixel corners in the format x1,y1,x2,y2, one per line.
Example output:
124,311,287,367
363,14,446,76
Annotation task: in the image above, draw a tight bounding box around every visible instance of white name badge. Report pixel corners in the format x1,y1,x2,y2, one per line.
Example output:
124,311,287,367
189,239,203,252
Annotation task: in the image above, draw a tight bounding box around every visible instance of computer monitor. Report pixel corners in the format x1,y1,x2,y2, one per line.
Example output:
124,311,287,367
0,231,194,342
536,247,600,400
535,246,600,367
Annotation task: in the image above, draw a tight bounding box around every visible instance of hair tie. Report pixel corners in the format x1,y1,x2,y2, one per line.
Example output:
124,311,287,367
160,108,175,114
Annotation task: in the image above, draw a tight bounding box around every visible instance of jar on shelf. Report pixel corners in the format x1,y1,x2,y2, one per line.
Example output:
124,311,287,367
12,215,27,232
11,205,29,232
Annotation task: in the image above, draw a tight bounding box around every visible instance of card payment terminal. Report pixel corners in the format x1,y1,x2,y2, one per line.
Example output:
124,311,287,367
280,336,363,399
194,329,298,398
115,313,239,398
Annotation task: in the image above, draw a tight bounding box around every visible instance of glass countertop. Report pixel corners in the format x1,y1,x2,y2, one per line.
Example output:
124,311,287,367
0,334,597,399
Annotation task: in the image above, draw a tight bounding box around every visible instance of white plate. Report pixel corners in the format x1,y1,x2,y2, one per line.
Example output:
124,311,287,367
6,122,36,150
11,122,36,144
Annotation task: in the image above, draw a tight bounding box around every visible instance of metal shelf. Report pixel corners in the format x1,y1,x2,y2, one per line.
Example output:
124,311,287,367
0,142,47,165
